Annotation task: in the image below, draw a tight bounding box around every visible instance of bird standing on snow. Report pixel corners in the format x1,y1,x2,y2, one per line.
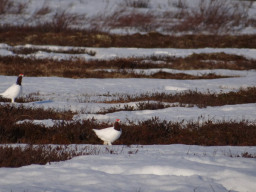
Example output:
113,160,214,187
0,74,24,103
93,119,122,145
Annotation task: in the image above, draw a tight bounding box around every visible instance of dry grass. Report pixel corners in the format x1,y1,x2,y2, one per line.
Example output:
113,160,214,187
0,144,122,167
9,46,96,56
82,70,230,79
88,0,251,34
101,87,256,108
0,103,74,122
123,0,150,8
105,10,156,32
34,4,52,16
0,127,255,168
0,0,254,43
1,25,256,48
0,0,28,15
170,0,249,34
39,10,85,33
0,52,254,78
0,104,74,143
152,53,256,70
0,145,81,167
0,0,12,14
121,118,256,146
96,102,172,115
0,144,140,167
1,113,256,146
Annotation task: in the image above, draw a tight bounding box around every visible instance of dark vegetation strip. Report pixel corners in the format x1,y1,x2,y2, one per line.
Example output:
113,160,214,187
153,53,256,70
0,102,256,146
0,56,234,79
96,102,174,115
0,145,114,168
121,118,256,146
0,52,254,78
0,142,254,168
81,71,230,79
0,104,74,122
10,47,96,56
0,144,137,168
102,87,256,108
1,27,256,48
0,145,82,167
0,114,255,146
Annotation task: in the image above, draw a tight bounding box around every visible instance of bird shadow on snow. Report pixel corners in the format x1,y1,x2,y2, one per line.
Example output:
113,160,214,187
31,100,53,104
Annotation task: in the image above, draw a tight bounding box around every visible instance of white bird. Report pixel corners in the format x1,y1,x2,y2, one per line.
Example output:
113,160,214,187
93,119,122,145
0,74,24,103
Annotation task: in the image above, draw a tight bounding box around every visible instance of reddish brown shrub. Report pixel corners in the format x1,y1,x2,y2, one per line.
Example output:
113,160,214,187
0,0,13,14
1,107,255,146
0,145,90,167
104,87,256,108
123,0,150,8
120,118,256,146
172,0,249,34
1,26,256,48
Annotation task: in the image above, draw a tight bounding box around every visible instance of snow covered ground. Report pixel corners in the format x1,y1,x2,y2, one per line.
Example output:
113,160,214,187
0,45,255,191
0,46,256,192
1,44,256,124
0,145,256,192
1,1,256,191
1,71,255,125
2,43,256,60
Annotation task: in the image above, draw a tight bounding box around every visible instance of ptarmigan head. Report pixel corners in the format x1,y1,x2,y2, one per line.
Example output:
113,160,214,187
113,119,121,131
16,74,24,86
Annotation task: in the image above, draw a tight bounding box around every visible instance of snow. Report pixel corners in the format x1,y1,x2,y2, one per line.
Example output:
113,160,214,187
2,44,256,60
1,69,256,124
1,46,256,124
82,103,256,123
0,46,256,191
0,145,256,192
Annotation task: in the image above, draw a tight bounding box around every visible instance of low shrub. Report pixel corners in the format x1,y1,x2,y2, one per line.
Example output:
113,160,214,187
0,144,105,167
0,145,76,167
0,103,74,122
108,11,156,31
96,101,171,114
9,46,96,56
1,113,256,146
39,10,85,33
123,0,150,8
1,26,256,48
0,0,28,15
0,0,13,14
34,4,52,16
0,52,254,78
0,144,140,167
120,118,256,146
170,0,249,34
103,87,256,108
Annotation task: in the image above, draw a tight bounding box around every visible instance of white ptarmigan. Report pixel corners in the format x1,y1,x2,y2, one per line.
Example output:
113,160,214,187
0,74,24,103
93,119,122,145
